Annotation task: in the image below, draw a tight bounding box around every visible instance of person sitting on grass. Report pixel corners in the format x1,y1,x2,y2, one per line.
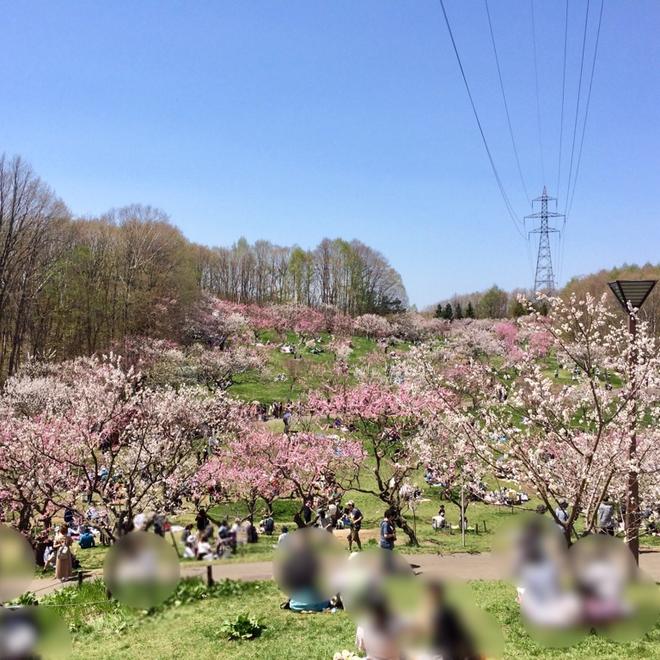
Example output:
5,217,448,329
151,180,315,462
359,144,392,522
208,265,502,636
78,526,95,549
183,534,197,559
180,523,194,545
42,538,56,571
279,529,331,612
195,534,213,560
432,508,447,531
278,526,290,546
260,513,275,535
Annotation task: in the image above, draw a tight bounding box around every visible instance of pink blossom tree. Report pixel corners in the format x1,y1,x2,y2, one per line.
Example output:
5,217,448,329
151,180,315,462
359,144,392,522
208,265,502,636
0,355,245,538
195,429,365,525
195,430,283,521
309,383,434,544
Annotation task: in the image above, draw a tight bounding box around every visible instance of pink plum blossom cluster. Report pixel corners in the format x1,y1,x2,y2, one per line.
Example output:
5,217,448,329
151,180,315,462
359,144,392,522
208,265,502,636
194,429,365,521
0,354,245,536
308,382,446,544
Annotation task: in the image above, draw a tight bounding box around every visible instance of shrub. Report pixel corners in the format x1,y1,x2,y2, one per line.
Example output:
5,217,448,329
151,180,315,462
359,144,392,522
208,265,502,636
219,613,265,640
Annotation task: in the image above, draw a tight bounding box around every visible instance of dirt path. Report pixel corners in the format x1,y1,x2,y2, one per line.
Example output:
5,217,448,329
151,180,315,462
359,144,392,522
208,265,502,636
25,550,660,598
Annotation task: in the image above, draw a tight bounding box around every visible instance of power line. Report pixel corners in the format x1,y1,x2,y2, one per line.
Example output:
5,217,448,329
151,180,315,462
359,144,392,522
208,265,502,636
530,0,546,185
484,0,532,207
566,0,604,219
564,0,591,213
555,0,569,201
438,0,526,240
555,1,569,286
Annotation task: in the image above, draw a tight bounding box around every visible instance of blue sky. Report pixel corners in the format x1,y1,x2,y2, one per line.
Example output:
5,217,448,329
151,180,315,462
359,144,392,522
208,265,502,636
1,1,659,307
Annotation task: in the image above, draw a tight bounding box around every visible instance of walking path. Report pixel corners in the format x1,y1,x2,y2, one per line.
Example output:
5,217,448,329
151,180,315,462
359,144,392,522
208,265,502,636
26,550,660,599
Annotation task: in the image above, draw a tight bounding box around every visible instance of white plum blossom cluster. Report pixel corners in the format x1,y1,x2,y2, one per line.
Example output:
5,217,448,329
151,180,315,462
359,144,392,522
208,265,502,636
400,293,660,544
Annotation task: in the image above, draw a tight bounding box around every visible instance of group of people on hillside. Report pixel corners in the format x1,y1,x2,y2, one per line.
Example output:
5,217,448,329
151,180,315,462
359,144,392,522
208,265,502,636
536,496,626,537
288,495,400,553
483,487,530,506
248,400,293,430
179,508,261,560
289,497,364,548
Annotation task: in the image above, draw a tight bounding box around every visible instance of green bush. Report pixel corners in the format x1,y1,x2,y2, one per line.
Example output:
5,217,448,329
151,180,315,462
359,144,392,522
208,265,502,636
219,613,265,640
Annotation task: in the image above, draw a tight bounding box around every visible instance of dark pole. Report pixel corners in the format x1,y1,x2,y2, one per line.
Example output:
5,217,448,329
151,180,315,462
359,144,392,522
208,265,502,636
607,279,657,565
626,313,639,564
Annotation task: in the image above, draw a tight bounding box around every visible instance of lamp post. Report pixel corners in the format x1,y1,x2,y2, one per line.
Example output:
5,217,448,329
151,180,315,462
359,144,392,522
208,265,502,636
607,279,657,564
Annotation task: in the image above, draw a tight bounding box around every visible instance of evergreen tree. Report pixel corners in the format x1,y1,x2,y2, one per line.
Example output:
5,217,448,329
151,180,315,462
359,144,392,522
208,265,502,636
454,302,463,319
443,303,453,321
509,299,527,318
466,301,475,318
434,303,443,319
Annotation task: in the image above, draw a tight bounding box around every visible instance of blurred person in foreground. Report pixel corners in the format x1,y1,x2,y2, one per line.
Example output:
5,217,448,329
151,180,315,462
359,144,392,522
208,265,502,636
421,581,481,660
355,594,405,660
276,529,333,612
514,518,581,629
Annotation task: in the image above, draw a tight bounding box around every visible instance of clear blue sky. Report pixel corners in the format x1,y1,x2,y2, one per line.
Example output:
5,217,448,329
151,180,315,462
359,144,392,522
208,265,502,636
1,1,658,307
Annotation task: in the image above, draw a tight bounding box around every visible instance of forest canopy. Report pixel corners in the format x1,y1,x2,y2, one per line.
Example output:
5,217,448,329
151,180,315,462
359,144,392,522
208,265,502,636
0,154,407,378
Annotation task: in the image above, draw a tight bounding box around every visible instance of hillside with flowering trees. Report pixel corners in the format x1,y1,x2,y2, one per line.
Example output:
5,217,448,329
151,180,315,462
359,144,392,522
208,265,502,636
0,295,447,538
0,287,658,563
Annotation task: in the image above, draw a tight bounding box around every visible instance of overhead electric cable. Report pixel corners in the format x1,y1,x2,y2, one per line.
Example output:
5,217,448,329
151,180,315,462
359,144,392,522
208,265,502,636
438,0,526,239
566,0,604,219
555,0,569,201
564,0,591,213
530,0,546,185
484,0,532,207
555,0,569,286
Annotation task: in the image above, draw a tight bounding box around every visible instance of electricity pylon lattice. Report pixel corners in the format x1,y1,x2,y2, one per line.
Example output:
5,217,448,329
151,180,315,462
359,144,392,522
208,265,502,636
526,186,563,294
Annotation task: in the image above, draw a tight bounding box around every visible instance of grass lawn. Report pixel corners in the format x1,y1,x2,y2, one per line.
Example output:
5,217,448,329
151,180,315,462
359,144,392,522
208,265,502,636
228,333,381,404
62,456,658,572
41,578,660,659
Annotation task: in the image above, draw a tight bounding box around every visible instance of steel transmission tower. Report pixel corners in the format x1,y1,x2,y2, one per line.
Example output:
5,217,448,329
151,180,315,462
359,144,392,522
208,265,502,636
525,186,564,294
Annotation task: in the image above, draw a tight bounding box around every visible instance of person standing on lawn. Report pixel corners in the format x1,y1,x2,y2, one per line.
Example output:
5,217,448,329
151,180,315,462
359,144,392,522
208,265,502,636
597,496,616,536
283,404,293,433
54,524,73,581
302,499,314,526
347,501,363,551
380,510,396,551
